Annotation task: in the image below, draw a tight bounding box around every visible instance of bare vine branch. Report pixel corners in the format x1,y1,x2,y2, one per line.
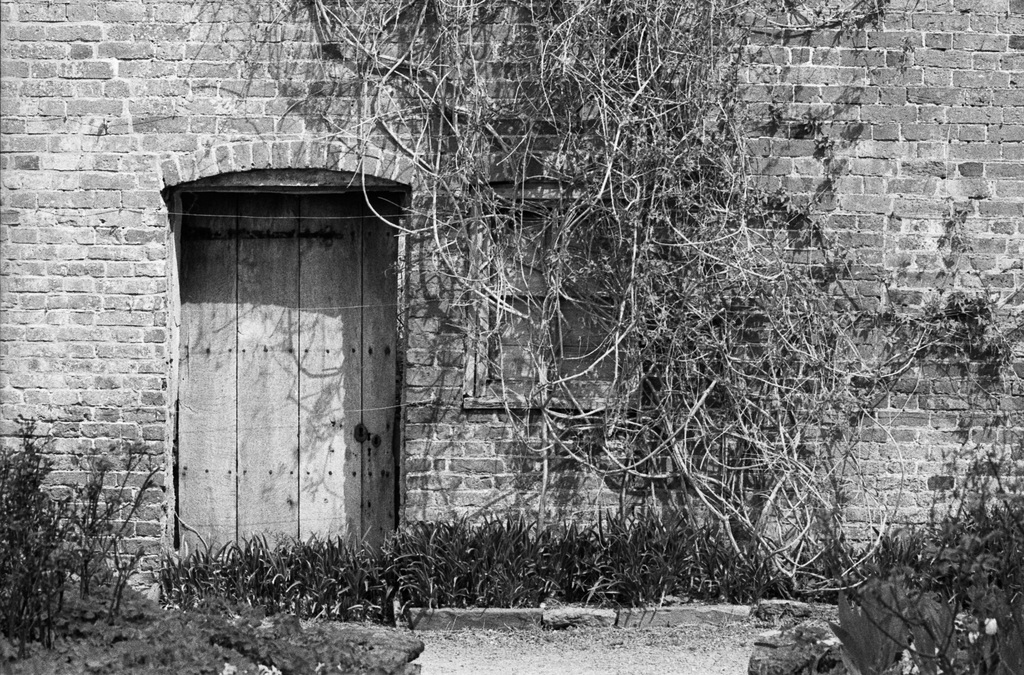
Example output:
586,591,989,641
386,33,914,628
297,0,1021,586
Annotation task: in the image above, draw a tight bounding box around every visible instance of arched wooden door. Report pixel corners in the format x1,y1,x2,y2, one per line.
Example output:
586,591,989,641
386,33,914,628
175,191,399,550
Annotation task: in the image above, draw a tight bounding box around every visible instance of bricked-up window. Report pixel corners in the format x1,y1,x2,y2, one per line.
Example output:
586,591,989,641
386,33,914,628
463,204,618,410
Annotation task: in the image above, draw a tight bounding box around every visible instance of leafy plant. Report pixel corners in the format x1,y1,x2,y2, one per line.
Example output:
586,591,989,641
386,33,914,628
903,593,957,675
162,534,392,622
833,448,1024,675
965,590,1024,675
0,427,160,657
830,587,906,675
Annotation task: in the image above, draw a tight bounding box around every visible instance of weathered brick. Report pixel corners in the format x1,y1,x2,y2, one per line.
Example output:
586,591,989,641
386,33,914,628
958,162,984,177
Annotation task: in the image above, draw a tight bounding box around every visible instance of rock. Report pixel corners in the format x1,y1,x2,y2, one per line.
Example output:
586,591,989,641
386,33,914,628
753,600,813,625
543,607,617,629
142,583,162,604
284,618,423,671
748,622,847,675
214,614,428,675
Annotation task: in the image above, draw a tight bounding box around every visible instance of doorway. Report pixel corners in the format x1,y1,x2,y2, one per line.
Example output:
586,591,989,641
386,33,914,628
174,190,400,550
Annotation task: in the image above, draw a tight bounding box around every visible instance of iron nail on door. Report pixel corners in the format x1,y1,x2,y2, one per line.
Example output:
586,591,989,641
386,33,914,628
354,422,369,443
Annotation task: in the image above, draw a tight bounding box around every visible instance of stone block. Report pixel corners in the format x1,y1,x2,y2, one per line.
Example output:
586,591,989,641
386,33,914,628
616,604,751,628
543,607,616,629
407,607,542,631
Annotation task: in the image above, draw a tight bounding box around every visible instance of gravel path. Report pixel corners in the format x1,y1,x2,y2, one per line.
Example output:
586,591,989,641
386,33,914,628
415,622,762,674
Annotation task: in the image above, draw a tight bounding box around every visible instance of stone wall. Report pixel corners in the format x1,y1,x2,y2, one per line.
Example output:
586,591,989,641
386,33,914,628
0,0,1022,551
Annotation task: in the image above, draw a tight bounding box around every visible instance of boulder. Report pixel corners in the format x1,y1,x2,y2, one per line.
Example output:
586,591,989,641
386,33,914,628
748,622,847,675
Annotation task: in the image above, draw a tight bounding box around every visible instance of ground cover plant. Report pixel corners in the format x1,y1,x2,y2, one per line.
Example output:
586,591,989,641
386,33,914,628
160,465,1024,626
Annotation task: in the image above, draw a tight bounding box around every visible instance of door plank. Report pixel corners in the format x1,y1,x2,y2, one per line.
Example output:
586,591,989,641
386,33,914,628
178,194,238,551
298,194,363,540
359,195,400,547
237,194,300,541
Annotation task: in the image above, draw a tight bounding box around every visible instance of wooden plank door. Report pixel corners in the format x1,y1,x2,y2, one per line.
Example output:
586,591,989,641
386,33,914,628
298,195,362,539
177,191,398,549
236,194,300,541
177,194,238,551
360,195,399,548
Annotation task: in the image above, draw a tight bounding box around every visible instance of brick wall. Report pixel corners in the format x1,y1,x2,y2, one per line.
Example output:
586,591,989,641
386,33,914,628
0,0,366,557
1,0,1022,551
400,247,621,521
400,0,1024,526
743,0,1024,528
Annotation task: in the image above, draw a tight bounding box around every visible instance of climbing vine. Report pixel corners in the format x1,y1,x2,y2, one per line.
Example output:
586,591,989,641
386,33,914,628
289,0,1023,584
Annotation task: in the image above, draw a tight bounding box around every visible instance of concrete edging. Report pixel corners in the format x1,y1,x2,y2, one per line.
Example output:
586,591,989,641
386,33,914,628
406,604,752,631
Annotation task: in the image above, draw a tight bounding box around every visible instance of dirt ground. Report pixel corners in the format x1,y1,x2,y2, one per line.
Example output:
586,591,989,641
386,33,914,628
414,622,763,674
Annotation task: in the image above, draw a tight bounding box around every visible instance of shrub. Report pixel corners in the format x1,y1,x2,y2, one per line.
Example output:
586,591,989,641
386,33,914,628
0,431,72,654
0,427,159,658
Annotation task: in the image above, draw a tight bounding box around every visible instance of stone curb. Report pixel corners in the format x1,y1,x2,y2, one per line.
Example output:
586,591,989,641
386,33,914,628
407,604,751,631
407,607,543,631
616,604,751,628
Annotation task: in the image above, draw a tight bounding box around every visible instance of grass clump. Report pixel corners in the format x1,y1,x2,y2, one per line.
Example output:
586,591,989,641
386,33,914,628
162,535,392,622
161,511,795,620
391,514,790,608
